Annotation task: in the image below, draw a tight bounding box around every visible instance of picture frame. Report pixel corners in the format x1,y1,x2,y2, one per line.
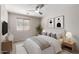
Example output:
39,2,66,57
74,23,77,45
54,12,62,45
54,15,64,29
48,18,54,29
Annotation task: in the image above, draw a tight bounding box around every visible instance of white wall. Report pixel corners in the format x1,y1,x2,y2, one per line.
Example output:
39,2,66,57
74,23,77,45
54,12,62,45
1,5,8,22
41,4,79,35
41,4,79,51
0,5,8,42
8,12,41,41
0,5,1,38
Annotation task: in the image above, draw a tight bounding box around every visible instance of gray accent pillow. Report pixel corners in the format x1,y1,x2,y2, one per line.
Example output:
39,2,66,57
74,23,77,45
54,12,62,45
42,32,47,36
49,33,57,39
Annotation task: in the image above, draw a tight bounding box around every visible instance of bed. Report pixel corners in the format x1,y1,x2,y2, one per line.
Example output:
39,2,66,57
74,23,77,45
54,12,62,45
16,29,72,54
16,34,71,54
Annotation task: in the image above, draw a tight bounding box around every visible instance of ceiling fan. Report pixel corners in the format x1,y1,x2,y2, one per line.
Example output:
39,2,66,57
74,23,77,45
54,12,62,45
26,4,44,15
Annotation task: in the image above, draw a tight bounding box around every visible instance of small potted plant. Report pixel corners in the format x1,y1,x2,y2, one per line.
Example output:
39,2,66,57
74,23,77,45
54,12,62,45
36,24,42,35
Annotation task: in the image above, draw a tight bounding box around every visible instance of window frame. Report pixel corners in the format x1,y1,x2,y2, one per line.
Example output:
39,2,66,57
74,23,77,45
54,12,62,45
16,18,30,31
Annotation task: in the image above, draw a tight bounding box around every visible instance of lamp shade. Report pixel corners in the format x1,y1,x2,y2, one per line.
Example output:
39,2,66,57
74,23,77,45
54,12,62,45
42,30,46,32
66,32,72,39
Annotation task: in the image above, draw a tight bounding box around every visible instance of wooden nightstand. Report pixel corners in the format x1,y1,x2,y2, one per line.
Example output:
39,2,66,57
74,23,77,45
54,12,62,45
62,40,75,52
1,41,12,54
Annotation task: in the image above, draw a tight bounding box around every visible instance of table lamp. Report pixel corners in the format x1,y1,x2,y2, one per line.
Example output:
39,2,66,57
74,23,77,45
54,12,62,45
66,32,72,40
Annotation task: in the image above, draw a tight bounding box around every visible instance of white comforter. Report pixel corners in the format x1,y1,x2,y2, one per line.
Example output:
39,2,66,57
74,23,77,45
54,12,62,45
22,35,62,54
37,35,62,53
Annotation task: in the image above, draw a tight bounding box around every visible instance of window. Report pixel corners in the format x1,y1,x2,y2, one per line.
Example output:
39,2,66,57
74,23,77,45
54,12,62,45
16,18,30,31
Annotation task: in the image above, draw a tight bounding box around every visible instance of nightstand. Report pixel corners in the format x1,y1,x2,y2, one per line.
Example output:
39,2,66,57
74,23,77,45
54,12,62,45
62,40,75,52
1,41,12,54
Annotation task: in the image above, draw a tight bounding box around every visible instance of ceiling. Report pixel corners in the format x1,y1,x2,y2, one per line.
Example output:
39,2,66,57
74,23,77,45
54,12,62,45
5,4,77,18
8,4,37,10
5,4,45,17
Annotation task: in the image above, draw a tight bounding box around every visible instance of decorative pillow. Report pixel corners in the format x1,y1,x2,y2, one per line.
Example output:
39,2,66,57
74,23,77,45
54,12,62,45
49,33,51,37
51,33,57,39
48,33,57,39
42,32,47,36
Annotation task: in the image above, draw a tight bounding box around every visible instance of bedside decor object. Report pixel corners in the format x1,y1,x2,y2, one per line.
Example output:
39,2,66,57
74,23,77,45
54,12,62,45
66,32,72,40
55,15,64,29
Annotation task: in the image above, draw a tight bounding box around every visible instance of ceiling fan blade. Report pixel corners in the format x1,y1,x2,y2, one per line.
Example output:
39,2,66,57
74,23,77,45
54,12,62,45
39,12,43,15
25,4,44,15
40,4,44,8
36,4,44,10
26,9,35,12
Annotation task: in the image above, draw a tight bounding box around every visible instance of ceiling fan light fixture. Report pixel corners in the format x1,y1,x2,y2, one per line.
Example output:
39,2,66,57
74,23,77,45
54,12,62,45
35,10,39,13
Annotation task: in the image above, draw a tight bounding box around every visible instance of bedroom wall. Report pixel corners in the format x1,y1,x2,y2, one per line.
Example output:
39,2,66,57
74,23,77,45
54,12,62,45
0,5,1,40
1,5,8,22
8,12,41,41
0,5,8,41
41,4,79,51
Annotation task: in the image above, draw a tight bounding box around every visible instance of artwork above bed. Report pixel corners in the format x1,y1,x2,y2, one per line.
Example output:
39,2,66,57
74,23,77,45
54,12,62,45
55,15,64,29
48,18,54,28
48,15,64,29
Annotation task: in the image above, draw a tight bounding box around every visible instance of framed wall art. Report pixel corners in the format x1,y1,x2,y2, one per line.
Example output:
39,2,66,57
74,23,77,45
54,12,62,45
54,15,64,29
48,18,54,29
